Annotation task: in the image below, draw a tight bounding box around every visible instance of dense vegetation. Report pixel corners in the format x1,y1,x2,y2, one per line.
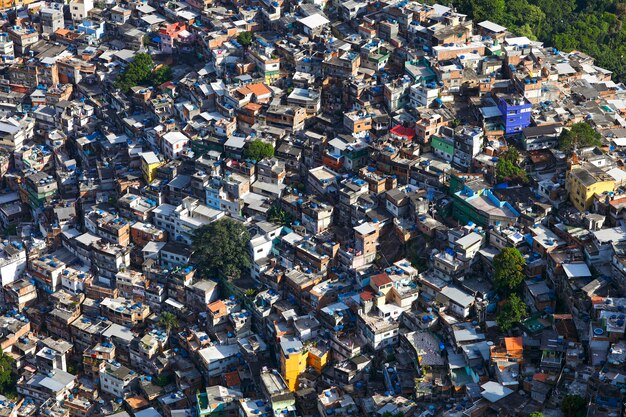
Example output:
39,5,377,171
237,31,254,48
114,53,172,93
493,247,526,296
450,0,626,81
493,247,528,330
192,218,251,279
558,122,603,152
0,349,16,397
495,148,528,184
245,140,275,161
496,293,528,331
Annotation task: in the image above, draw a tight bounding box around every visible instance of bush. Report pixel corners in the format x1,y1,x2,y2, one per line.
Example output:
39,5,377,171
245,140,274,161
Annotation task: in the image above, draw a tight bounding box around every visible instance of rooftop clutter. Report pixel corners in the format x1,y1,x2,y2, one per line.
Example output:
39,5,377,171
0,1,625,417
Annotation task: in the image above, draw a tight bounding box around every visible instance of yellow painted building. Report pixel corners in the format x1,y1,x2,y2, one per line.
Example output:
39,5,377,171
307,345,329,374
140,151,163,183
566,163,615,212
279,336,307,391
0,0,34,9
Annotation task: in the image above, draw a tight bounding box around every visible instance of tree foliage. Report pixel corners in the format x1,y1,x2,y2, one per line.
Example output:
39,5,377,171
114,53,172,92
493,247,526,296
0,349,16,396
158,311,179,333
245,140,275,161
449,0,626,81
530,413,546,417
114,52,154,92
558,122,603,152
237,31,254,48
192,218,251,279
496,293,527,331
267,204,292,226
153,65,173,86
496,148,528,184
561,394,587,417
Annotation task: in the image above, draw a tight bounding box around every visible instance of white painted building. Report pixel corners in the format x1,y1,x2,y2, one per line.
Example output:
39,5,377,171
161,131,189,160
69,0,94,22
100,361,136,397
197,344,241,378
0,241,26,287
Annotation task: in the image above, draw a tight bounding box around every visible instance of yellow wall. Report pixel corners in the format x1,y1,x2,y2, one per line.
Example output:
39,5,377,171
1,0,34,8
281,350,307,391
142,161,162,183
307,349,328,374
567,173,614,212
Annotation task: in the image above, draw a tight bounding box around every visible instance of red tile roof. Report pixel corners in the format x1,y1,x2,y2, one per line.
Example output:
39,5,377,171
360,288,376,301
370,272,392,288
390,124,416,138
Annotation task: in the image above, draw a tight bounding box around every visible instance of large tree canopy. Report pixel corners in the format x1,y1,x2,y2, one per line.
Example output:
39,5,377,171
449,0,626,81
114,53,172,92
495,148,528,184
192,218,251,279
237,31,254,48
0,349,16,396
496,293,528,331
245,140,275,162
493,247,526,296
558,122,603,152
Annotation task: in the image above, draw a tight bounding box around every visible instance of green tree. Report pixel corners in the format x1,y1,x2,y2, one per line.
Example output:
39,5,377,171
471,0,505,23
496,293,527,331
237,31,254,48
245,140,275,161
495,159,525,184
558,122,603,152
561,394,586,417
158,311,179,334
493,247,526,296
0,348,16,396
114,52,155,92
192,218,251,279
445,0,626,82
267,204,292,226
496,148,528,184
153,65,173,86
503,147,520,162
529,413,546,417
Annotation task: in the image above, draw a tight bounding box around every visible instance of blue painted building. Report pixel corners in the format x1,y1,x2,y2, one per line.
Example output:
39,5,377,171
77,19,105,40
497,95,531,135
205,178,222,209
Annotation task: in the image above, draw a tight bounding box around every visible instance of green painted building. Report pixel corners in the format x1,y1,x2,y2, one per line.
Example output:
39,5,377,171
449,174,520,227
431,135,454,162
